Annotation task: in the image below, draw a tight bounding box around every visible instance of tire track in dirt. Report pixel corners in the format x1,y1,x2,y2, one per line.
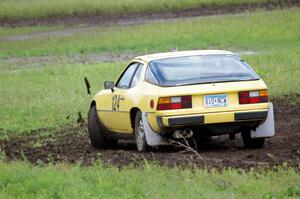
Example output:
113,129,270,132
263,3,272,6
1,97,300,169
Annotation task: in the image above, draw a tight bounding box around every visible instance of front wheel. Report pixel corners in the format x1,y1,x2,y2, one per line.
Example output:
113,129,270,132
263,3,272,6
242,130,265,149
88,106,117,149
134,111,149,152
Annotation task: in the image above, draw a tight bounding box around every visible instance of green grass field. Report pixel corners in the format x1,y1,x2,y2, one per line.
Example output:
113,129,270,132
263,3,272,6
1,9,299,58
0,161,299,199
0,7,300,198
0,0,267,20
1,8,300,133
0,62,122,133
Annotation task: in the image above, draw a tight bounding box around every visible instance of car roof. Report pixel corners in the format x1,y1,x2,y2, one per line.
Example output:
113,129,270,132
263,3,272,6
134,50,237,62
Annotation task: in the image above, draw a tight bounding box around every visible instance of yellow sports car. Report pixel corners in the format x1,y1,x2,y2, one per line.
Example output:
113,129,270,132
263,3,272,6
88,50,275,152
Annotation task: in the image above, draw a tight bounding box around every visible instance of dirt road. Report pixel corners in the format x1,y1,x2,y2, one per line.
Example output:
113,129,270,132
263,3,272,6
1,97,299,170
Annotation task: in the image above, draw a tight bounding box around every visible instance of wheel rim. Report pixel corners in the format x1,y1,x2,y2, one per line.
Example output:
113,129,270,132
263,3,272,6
136,118,145,150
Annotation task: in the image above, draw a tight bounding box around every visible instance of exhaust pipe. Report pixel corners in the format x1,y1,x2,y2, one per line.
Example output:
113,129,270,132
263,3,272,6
173,129,193,139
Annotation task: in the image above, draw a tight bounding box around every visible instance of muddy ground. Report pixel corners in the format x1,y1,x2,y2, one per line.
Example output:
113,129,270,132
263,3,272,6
1,0,300,27
1,97,299,170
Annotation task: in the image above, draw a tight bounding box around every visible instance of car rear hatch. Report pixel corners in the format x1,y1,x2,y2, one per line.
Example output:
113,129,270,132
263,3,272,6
155,79,269,116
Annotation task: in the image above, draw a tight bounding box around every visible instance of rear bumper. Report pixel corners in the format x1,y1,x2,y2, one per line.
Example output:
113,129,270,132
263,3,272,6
153,109,268,130
234,111,268,121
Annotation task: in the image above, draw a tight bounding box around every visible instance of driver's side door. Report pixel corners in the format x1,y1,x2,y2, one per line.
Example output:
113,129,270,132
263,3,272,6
99,62,140,133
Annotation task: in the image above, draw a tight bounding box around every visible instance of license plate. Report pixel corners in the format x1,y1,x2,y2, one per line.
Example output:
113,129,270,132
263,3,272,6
204,94,227,108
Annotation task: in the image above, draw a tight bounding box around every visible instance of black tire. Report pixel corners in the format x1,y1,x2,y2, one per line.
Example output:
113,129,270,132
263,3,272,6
242,130,265,149
88,106,117,149
134,111,149,152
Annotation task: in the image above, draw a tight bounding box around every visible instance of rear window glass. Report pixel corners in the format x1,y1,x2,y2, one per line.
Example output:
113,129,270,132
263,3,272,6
145,55,259,86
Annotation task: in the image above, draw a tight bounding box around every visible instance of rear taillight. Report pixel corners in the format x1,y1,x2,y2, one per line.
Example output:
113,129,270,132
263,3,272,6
239,90,269,104
157,95,192,110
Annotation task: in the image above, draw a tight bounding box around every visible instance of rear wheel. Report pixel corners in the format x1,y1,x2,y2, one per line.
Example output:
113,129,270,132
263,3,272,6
242,130,265,149
134,111,149,152
88,106,117,149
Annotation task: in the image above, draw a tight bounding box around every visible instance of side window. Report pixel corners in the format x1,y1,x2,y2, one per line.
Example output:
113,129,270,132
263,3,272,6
145,64,160,85
116,63,139,89
131,64,143,88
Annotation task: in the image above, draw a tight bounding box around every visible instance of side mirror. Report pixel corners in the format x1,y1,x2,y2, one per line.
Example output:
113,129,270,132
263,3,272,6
104,81,115,91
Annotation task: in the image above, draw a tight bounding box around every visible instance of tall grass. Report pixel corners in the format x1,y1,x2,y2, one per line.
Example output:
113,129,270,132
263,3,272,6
0,161,299,198
0,0,268,20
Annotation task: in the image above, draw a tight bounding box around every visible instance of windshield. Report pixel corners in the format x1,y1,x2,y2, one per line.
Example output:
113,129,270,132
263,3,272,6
145,55,259,86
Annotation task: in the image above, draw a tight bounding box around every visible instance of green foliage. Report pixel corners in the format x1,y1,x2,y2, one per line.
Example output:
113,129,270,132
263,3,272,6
0,161,299,198
0,0,267,20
